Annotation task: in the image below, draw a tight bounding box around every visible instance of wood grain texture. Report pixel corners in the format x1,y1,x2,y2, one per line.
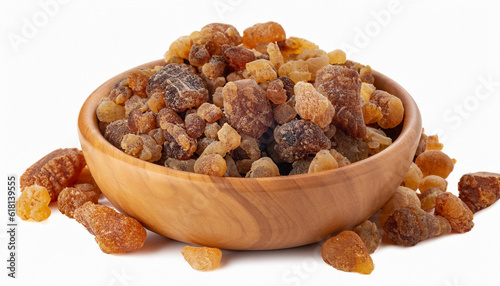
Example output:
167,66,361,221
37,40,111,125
78,60,422,250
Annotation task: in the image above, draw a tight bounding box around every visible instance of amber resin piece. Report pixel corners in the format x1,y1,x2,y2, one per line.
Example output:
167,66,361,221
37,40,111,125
127,110,156,134
221,44,256,71
58,183,101,218
419,187,444,211
419,175,447,193
246,157,280,178
190,23,242,57
273,103,297,124
20,148,86,201
308,150,338,173
353,220,381,254
16,185,51,222
315,65,366,138
74,202,147,254
369,90,404,129
181,246,222,271
329,149,350,167
197,103,223,123
458,172,500,213
435,192,474,233
425,135,444,151
242,21,286,49
121,134,163,162
157,107,184,129
185,113,206,139
332,129,368,163
222,79,273,138
383,206,451,246
127,68,157,97
271,120,331,163
96,99,126,123
321,231,374,275
267,42,284,69
327,49,347,65
163,123,197,160
109,79,132,104
266,79,288,105
278,60,311,83
379,186,421,227
104,120,132,148
402,162,424,191
189,44,210,67
146,63,208,112
217,123,241,151
246,59,278,83
294,81,335,129
415,150,454,179
194,154,227,177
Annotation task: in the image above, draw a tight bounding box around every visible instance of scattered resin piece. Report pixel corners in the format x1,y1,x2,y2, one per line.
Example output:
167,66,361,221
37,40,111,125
353,220,381,254
197,102,223,123
16,185,51,222
415,150,454,179
189,44,210,67
273,103,297,124
425,135,444,151
332,129,368,163
185,113,206,139
402,162,424,191
163,35,192,62
419,175,447,193
109,79,132,104
121,134,163,162
435,192,474,233
58,183,101,219
221,44,256,71
246,157,280,178
104,119,132,148
360,83,376,102
383,206,451,246
362,101,383,125
190,23,242,56
308,150,338,173
315,65,366,138
204,122,221,140
327,49,347,64
271,120,331,163
96,99,126,123
125,95,149,117
321,231,374,275
194,154,227,176
294,81,335,129
267,42,284,69
419,187,444,211
379,186,421,227
242,21,286,49
127,68,157,97
267,79,288,105
163,126,197,160
369,90,404,129
147,63,209,112
20,148,86,201
246,59,277,83
181,246,222,271
222,79,273,138
458,172,500,213
127,110,156,134
278,60,311,83
157,107,184,128
217,123,241,151
305,55,330,81
202,55,227,80
74,202,147,254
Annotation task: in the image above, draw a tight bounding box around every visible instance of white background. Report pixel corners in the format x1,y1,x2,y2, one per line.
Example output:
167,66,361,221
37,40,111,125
1,0,500,285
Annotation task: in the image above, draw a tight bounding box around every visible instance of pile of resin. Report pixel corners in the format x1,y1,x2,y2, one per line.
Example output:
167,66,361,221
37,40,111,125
96,21,404,177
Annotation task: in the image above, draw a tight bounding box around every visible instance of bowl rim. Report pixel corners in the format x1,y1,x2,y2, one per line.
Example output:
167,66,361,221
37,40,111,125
78,59,422,188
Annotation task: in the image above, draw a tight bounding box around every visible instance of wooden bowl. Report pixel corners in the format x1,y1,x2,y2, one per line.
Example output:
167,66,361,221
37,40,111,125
78,60,422,250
